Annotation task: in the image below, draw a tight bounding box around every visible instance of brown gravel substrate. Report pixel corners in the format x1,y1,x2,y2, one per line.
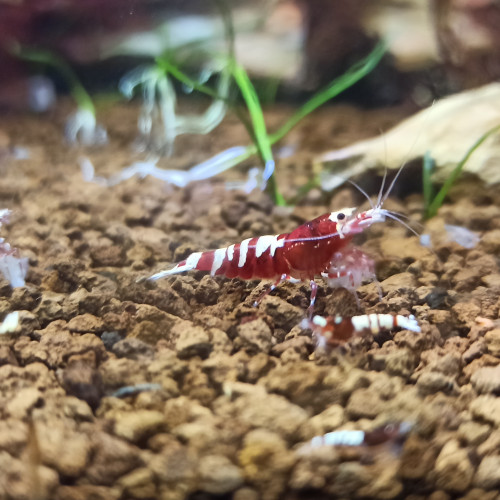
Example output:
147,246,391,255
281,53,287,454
0,102,500,500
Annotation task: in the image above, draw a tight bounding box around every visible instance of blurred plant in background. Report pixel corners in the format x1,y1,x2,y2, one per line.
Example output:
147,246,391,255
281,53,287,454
2,0,500,208
0,0,150,109
115,2,237,157
2,0,500,109
83,42,386,205
10,44,108,146
119,61,230,155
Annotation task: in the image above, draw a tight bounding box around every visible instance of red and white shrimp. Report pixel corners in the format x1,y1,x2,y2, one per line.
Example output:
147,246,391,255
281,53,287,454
304,313,420,349
147,205,387,306
299,421,413,455
146,173,415,309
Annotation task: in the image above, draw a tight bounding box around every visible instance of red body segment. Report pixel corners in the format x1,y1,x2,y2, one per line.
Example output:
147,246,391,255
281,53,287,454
172,213,352,281
281,213,353,280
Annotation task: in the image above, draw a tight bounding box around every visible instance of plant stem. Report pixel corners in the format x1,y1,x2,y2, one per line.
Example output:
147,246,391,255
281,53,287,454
232,62,284,205
286,175,322,206
231,63,273,163
155,58,255,138
422,151,434,216
426,123,500,219
10,44,95,113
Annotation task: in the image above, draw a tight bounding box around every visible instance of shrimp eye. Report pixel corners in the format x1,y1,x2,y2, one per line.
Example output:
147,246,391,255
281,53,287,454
337,213,345,221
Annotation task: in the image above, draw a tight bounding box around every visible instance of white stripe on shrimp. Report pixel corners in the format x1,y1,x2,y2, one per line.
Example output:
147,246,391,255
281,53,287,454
369,313,384,333
211,248,227,275
351,314,372,333
149,252,202,280
311,430,365,448
185,252,203,270
255,235,285,258
238,238,252,267
226,244,235,262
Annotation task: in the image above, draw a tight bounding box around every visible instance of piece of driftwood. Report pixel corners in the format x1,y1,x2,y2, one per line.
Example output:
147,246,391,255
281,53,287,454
316,83,500,190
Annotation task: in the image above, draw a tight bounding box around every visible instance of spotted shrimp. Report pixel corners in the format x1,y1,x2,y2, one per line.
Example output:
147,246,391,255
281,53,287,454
146,172,415,309
304,313,420,350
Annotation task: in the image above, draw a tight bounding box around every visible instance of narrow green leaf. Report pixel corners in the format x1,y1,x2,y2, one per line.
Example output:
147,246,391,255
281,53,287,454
286,175,321,206
422,151,435,217
232,63,273,163
270,41,386,143
156,58,219,100
231,62,286,205
10,44,95,113
426,123,500,219
158,42,386,206
155,58,255,137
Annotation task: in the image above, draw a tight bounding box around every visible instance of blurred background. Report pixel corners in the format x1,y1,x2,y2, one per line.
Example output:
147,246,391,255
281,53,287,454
1,0,500,112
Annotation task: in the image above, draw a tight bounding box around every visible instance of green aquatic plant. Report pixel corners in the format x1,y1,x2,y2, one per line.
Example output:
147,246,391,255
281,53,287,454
424,123,500,219
83,6,385,207
9,44,107,146
230,60,283,204
119,59,231,156
119,0,235,157
160,41,387,205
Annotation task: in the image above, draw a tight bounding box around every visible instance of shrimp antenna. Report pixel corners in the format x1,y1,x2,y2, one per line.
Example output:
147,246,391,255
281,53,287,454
376,167,388,208
380,99,437,206
377,126,389,208
388,209,425,230
384,211,421,238
380,161,407,206
347,179,374,209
